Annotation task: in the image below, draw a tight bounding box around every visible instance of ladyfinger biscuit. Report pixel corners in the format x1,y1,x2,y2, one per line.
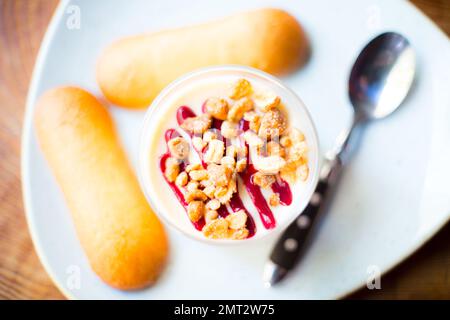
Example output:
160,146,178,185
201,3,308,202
34,87,168,290
97,8,309,108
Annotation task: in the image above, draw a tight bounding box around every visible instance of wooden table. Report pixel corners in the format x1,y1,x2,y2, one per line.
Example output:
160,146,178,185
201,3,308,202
0,0,449,300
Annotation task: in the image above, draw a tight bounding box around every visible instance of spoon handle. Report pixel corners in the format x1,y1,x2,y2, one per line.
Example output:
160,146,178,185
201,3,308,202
269,156,341,271
264,117,363,286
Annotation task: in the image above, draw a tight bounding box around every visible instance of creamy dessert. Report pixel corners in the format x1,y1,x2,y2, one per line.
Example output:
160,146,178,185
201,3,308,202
139,67,319,242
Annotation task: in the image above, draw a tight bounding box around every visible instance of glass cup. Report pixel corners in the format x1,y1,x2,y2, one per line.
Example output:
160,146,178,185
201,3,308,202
138,65,319,244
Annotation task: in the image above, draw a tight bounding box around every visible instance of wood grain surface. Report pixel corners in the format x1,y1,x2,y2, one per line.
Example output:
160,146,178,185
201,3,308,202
0,0,449,300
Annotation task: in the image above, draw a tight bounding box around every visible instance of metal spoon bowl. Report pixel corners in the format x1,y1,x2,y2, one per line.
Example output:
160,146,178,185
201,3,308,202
350,32,416,120
334,32,415,162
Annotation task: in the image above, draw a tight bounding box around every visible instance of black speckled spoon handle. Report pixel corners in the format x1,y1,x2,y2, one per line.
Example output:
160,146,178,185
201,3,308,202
269,155,341,271
263,123,360,286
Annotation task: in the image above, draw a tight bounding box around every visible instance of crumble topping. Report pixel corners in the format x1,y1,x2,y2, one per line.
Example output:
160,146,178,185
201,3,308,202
258,109,287,139
175,171,188,187
220,155,236,168
204,139,225,164
163,78,310,239
164,157,180,182
229,228,249,240
167,137,190,159
192,136,206,151
203,130,218,143
186,181,199,192
243,111,261,132
204,97,229,120
267,141,285,158
206,199,221,211
189,169,209,181
226,210,247,230
252,172,276,189
221,121,239,139
235,158,247,173
202,218,229,239
227,97,254,122
185,163,202,173
180,113,212,134
229,78,252,99
251,153,286,174
187,201,205,222
269,193,280,207
253,90,281,112
205,210,219,224
185,189,208,202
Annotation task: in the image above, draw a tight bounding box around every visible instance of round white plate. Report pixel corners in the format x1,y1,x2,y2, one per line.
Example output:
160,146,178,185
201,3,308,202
22,0,450,299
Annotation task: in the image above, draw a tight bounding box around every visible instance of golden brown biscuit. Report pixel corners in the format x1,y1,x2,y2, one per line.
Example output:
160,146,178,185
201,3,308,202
34,87,168,290
97,8,309,108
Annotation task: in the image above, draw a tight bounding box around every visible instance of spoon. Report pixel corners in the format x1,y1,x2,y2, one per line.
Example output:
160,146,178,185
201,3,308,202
264,32,416,286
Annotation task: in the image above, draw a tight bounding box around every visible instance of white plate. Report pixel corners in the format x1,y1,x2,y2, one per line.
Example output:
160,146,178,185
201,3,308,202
22,0,450,299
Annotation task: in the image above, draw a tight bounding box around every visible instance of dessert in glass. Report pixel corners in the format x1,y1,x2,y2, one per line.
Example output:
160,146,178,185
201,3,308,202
139,66,319,243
